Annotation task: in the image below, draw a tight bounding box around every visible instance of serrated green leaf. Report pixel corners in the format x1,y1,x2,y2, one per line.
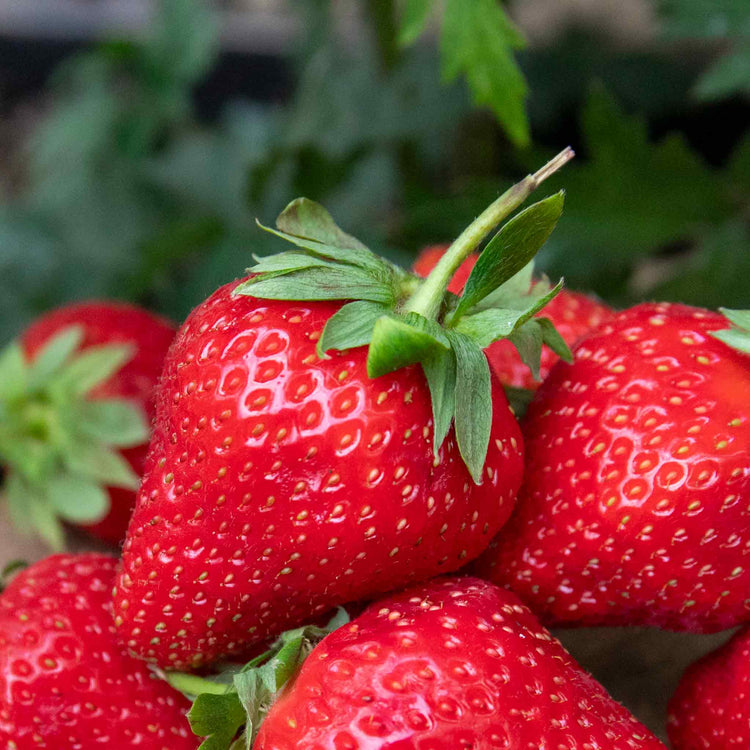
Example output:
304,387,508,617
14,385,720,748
503,385,535,419
27,326,85,391
235,266,395,304
317,301,387,357
51,343,134,398
75,399,149,447
249,252,343,275
538,317,574,362
422,347,457,454
367,314,449,378
45,474,109,524
441,0,529,146
398,0,433,46
445,330,492,483
0,342,27,401
455,193,564,319
63,442,140,490
508,320,544,381
189,692,246,750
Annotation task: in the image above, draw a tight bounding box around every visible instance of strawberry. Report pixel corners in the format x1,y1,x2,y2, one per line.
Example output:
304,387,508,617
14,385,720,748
113,151,576,670
667,626,750,749
0,553,197,748
0,301,175,547
168,577,665,748
474,303,750,632
413,244,612,389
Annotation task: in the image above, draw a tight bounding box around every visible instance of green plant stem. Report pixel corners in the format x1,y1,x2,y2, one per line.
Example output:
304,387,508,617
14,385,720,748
166,671,229,697
403,147,575,320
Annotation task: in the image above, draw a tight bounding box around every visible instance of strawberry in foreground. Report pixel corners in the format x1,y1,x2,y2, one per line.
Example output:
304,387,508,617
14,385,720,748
0,302,175,547
167,577,665,749
0,554,197,748
475,303,750,632
113,150,576,670
668,625,750,749
413,244,612,392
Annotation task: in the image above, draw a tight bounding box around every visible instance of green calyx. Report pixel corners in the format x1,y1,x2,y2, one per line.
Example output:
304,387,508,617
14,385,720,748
711,309,750,355
0,327,149,548
235,148,575,482
166,609,349,750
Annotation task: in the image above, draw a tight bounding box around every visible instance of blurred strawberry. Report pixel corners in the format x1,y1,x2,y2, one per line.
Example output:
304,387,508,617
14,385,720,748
0,302,175,547
0,553,197,748
413,245,612,389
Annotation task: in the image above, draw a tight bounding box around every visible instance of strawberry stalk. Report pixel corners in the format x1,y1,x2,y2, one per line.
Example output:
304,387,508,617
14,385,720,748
237,149,575,481
165,610,349,749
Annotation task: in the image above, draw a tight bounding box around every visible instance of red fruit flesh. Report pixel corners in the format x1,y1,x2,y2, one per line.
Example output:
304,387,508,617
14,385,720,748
475,302,750,631
0,554,196,749
21,302,176,544
113,280,524,669
412,246,612,389
256,577,665,749
668,626,750,749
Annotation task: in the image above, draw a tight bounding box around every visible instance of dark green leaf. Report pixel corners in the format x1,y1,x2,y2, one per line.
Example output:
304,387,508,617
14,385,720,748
367,314,449,378
473,261,535,311
445,330,492,483
0,342,27,402
508,320,544,381
27,326,84,390
63,442,140,490
693,43,750,100
75,400,149,447
398,0,434,46
538,317,574,362
503,386,535,419
455,193,564,318
189,692,246,750
317,301,388,357
441,0,529,146
422,347,457,454
45,475,110,524
52,344,134,398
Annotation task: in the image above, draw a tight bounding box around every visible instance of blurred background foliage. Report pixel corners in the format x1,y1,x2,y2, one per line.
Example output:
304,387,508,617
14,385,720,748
0,0,747,343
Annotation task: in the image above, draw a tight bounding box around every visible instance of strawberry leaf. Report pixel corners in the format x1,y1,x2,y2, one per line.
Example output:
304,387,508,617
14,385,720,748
26,325,84,391
62,442,140,490
446,330,492,483
317,301,388,357
74,399,150,447
508,320,544,381
51,343,135,398
249,252,343,275
0,342,26,402
504,385,535,419
189,692,246,750
538,317,574,362
422,347,457,455
45,474,109,524
711,308,750,354
454,192,564,319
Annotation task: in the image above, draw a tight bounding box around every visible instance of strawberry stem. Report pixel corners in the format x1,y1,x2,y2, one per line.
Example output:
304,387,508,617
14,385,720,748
403,147,574,321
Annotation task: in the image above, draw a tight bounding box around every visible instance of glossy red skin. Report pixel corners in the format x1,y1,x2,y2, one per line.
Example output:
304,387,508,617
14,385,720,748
0,554,197,749
256,577,665,750
668,626,750,749
412,246,612,389
475,302,750,631
113,280,524,670
21,302,176,545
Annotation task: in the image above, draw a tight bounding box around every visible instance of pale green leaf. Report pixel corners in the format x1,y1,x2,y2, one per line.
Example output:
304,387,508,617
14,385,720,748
75,399,149,447
52,344,134,397
248,252,340,275
27,326,85,390
45,475,110,524
422,347,457,454
189,692,246,750
317,301,387,357
445,330,492,483
63,442,140,490
0,342,27,401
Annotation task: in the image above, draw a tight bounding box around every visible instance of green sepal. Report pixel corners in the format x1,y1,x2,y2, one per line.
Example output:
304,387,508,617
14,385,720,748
62,442,140,491
422,347,457,456
74,399,150,447
367,314,449,379
473,261,535,311
45,474,110,524
454,192,565,320
537,317,574,363
235,266,396,304
168,609,349,750
711,308,750,355
445,330,492,483
6,474,65,551
0,343,26,402
50,343,135,398
27,326,85,391
317,301,388,358
504,385,535,420
249,252,342,275
508,320,545,381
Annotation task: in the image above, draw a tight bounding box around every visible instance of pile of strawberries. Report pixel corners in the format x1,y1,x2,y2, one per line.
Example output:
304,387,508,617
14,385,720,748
1,152,748,749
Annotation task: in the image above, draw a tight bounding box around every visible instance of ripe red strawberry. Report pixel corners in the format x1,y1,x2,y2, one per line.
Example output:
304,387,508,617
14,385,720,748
475,302,750,632
413,245,612,389
113,152,576,670
1,301,175,547
0,553,197,748
667,626,750,749
171,577,665,748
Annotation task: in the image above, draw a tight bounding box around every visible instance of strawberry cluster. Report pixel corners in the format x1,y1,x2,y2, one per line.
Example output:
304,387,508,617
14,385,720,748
1,150,748,749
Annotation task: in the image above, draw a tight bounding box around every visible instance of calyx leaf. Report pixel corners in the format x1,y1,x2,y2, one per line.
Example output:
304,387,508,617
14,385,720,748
0,325,147,547
167,609,349,749
711,308,750,355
